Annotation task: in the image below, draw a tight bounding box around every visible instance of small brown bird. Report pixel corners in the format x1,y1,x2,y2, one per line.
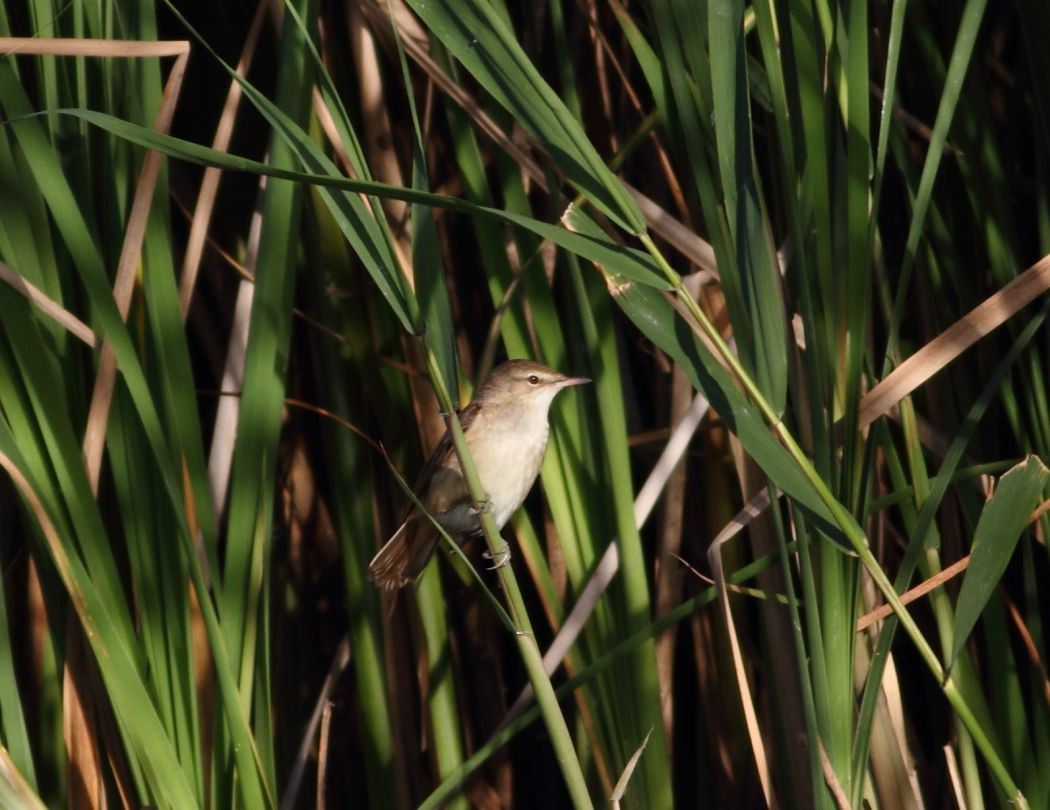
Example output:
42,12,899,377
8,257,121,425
368,360,590,589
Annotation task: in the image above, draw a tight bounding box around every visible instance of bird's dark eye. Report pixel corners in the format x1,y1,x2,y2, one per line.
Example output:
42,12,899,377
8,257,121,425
528,375,540,385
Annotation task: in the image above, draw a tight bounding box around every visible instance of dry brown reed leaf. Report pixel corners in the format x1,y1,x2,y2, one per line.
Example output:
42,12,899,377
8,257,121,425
280,637,350,810
0,260,98,349
0,38,187,57
0,744,47,810
856,555,971,632
944,744,969,810
316,698,335,810
818,738,852,810
709,538,774,807
82,45,190,493
62,627,106,810
1002,593,1050,711
860,253,1050,429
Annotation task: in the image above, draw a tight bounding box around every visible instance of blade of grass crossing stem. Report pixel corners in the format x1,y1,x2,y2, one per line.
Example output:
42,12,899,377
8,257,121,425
769,491,829,809
0,286,137,649
0,126,66,351
564,208,839,530
644,1,739,323
870,0,909,242
217,1,316,795
434,47,534,357
394,20,473,798
981,591,1039,800
46,106,671,293
524,9,661,783
419,549,792,808
529,256,622,789
831,7,875,765
708,0,788,412
402,0,644,234
212,0,308,643
818,536,858,792
135,16,209,789
137,123,218,574
751,0,837,483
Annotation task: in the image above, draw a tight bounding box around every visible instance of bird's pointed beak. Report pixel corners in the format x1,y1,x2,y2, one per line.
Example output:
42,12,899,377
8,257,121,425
557,375,591,388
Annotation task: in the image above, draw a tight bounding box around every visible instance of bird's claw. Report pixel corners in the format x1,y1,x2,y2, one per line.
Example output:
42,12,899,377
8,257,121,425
483,545,511,570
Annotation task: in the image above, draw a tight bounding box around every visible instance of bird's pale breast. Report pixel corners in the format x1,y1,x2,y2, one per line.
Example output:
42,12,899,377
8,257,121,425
439,399,551,531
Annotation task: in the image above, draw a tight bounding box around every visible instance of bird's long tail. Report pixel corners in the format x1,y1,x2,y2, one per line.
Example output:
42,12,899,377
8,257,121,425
367,517,441,589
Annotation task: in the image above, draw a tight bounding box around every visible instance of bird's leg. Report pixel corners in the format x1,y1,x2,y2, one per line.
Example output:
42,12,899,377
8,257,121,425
468,496,490,517
465,493,510,568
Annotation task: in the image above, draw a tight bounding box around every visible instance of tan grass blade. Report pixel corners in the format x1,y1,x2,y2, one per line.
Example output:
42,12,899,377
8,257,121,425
610,728,653,810
0,260,98,348
709,521,774,807
280,636,351,810
62,625,106,810
818,737,852,810
78,44,189,493
178,0,268,318
944,744,969,810
0,744,47,810
207,184,265,525
0,38,187,57
860,253,1050,429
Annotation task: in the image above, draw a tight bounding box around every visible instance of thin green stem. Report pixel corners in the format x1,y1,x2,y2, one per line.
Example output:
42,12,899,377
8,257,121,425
420,349,594,810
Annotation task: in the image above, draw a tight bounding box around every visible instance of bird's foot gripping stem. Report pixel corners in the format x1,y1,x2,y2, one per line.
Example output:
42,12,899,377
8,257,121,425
483,545,512,570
